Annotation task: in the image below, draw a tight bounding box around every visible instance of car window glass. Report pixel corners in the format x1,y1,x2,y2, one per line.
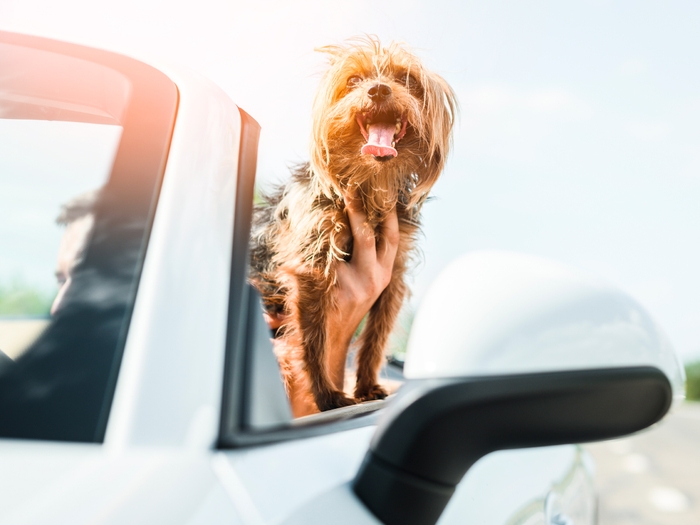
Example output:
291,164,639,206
0,32,178,442
0,119,120,361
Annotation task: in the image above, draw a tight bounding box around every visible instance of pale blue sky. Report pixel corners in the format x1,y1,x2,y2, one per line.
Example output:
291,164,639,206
2,1,699,359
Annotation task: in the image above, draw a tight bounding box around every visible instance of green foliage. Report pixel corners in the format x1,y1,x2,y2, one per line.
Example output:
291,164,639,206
0,279,54,316
253,185,266,206
685,361,700,401
351,306,413,364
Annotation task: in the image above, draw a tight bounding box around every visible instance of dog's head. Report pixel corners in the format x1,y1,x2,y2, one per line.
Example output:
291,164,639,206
310,36,457,217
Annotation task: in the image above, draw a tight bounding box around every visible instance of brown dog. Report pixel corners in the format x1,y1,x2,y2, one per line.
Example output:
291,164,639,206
250,37,456,412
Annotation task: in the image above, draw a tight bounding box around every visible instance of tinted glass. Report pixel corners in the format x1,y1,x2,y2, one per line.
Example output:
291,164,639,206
0,120,120,313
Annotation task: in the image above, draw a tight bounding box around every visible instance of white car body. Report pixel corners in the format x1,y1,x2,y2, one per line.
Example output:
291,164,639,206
0,31,681,525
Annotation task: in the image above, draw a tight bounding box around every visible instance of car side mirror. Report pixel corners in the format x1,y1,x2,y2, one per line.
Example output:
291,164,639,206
353,251,684,525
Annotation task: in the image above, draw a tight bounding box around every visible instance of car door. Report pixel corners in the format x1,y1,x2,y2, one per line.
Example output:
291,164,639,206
216,288,595,525
214,200,595,524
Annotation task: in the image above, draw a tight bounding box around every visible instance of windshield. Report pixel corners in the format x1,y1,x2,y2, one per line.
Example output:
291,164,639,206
0,33,177,442
0,119,120,322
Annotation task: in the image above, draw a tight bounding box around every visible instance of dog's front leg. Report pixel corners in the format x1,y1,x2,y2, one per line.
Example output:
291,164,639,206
354,269,407,401
293,271,357,412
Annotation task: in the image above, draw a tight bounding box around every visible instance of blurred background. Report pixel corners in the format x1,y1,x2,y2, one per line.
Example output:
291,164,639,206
1,1,698,522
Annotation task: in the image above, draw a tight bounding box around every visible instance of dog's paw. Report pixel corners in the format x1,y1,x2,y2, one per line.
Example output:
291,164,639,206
316,390,358,412
354,384,389,402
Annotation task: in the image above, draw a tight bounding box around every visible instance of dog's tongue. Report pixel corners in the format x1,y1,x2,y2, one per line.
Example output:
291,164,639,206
361,122,397,157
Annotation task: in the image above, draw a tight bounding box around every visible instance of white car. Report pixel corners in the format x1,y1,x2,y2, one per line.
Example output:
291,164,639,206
0,31,685,525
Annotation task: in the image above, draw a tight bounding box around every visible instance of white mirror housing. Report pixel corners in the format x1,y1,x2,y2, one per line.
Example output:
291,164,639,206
405,251,685,403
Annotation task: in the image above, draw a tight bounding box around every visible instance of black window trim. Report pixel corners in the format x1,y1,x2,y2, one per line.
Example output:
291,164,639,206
217,109,387,449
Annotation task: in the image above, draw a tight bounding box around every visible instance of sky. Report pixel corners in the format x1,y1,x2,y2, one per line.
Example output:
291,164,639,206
1,0,699,360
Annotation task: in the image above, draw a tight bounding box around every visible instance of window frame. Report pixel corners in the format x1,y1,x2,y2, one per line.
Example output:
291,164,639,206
217,110,395,450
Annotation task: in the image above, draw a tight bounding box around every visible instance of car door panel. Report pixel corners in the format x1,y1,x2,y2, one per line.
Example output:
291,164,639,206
222,426,374,524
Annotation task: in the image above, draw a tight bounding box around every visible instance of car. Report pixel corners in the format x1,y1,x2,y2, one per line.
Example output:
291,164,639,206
0,30,685,525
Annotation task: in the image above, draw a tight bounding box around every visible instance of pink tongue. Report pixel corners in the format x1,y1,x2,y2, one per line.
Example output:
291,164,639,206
361,122,397,157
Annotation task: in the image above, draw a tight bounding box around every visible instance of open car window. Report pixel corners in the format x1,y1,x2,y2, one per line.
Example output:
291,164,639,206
218,112,406,448
0,32,177,442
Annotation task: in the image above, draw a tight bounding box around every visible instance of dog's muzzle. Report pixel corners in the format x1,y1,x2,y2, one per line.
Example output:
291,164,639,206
356,111,408,158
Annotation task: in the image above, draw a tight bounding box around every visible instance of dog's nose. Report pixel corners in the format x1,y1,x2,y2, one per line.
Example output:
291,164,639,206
368,83,392,101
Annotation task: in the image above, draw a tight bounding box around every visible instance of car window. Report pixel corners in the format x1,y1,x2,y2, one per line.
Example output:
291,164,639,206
0,118,118,354
0,32,177,442
218,112,406,447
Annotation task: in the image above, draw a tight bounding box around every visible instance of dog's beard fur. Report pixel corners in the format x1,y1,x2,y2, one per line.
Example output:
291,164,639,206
250,36,457,413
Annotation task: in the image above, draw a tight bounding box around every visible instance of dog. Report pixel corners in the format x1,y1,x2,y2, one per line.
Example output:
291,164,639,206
249,37,456,412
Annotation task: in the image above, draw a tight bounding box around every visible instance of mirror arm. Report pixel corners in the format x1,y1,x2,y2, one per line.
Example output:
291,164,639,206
353,366,672,525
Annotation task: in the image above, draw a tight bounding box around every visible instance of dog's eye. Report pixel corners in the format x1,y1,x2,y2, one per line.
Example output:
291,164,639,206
400,72,415,86
405,75,424,97
347,75,363,88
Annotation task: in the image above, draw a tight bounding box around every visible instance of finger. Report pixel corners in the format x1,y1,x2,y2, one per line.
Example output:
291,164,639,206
344,191,377,270
377,207,399,272
343,190,363,215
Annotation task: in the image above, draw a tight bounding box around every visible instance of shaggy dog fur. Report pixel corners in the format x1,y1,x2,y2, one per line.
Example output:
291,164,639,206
249,37,456,412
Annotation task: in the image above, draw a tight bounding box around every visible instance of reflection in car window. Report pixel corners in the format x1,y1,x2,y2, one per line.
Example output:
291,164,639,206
51,188,101,316
0,119,118,360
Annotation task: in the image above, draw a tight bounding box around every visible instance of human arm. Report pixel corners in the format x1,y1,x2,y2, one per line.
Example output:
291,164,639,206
326,194,399,390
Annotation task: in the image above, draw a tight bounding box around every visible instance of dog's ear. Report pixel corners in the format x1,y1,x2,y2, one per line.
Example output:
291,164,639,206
408,71,458,210
314,45,346,65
